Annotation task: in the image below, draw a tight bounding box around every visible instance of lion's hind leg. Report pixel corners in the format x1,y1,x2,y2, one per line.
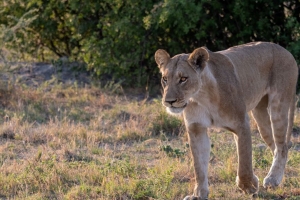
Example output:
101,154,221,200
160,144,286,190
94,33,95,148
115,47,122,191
263,93,291,188
251,95,275,153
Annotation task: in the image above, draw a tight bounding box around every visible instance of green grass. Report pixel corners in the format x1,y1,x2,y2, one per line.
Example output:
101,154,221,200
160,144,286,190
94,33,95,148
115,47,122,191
0,80,299,199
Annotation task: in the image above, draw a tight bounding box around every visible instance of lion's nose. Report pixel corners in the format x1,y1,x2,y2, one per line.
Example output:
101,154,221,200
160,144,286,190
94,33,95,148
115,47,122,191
165,99,177,105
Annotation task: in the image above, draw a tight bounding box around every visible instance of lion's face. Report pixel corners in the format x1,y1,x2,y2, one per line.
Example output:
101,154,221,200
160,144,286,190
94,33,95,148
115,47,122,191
155,48,209,114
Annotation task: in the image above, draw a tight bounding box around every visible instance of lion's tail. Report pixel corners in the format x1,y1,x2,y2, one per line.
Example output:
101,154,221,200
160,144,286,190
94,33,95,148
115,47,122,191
287,95,297,149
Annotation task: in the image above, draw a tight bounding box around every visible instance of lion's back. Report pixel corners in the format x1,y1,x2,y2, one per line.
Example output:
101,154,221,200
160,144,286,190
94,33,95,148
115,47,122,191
215,42,297,111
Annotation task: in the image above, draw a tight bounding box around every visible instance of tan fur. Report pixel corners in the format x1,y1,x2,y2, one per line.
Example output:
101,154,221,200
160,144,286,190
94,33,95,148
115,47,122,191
155,42,298,199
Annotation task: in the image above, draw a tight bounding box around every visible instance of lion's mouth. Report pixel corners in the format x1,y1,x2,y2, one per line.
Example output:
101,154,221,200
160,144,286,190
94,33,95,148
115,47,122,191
167,103,187,114
171,103,187,109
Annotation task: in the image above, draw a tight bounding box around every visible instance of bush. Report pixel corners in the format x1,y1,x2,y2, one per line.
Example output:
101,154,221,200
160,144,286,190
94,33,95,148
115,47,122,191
0,0,299,87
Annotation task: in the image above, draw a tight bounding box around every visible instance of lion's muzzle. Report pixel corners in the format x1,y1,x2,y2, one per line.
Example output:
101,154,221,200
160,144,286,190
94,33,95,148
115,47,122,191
163,100,187,114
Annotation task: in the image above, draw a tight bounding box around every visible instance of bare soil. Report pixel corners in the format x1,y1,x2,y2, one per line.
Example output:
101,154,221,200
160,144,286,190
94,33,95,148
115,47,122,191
0,61,91,87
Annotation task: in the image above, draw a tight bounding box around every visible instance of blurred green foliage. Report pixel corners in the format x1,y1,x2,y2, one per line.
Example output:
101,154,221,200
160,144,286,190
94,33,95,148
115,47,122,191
0,0,299,86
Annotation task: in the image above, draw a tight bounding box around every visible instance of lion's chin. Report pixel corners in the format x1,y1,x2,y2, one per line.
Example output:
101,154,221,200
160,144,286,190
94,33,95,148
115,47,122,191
166,104,187,115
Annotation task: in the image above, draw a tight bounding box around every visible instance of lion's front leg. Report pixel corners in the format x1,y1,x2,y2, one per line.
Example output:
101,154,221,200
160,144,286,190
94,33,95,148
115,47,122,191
233,117,259,194
184,123,210,200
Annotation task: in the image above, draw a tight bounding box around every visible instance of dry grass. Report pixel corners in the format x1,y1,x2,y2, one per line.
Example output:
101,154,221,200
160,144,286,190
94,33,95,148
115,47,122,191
0,79,299,200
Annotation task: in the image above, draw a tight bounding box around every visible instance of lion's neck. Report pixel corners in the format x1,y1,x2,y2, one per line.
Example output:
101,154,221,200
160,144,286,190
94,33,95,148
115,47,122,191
190,66,219,106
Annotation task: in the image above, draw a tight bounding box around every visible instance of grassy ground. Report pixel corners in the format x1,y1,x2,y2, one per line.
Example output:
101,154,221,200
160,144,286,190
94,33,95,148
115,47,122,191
0,76,299,200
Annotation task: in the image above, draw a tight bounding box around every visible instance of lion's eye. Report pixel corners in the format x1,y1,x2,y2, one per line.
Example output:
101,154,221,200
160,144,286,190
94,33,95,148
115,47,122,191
162,76,167,82
180,77,187,83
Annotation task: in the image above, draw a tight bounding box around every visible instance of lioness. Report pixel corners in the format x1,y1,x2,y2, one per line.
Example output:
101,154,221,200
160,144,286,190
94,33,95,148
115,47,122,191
154,42,298,199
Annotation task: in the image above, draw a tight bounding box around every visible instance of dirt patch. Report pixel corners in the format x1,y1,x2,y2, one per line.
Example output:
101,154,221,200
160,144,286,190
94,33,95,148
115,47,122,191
0,61,91,87
0,61,161,102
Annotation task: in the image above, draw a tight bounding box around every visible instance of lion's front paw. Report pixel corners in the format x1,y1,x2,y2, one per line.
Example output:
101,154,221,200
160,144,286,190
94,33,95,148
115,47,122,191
263,176,280,189
236,175,259,194
183,195,207,200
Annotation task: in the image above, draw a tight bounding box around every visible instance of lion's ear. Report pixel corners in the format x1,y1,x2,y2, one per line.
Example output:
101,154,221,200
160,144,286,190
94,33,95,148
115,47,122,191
155,49,170,68
188,47,209,71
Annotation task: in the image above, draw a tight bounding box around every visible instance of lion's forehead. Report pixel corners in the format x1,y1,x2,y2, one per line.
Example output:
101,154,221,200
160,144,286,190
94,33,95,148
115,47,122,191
163,66,189,78
169,54,189,65
172,53,189,60
163,54,191,77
